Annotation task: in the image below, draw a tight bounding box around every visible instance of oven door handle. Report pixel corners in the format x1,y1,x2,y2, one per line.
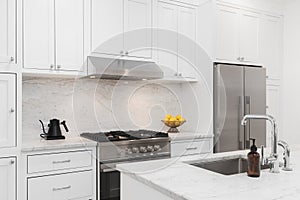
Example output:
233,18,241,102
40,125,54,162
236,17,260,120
101,168,117,173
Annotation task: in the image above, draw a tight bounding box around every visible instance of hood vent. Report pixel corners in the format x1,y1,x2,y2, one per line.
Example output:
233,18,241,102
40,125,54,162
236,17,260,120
86,56,164,80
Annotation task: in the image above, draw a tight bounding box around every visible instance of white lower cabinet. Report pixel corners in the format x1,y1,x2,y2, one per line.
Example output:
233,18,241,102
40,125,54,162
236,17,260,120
23,147,97,200
0,157,16,200
171,138,211,157
28,170,93,200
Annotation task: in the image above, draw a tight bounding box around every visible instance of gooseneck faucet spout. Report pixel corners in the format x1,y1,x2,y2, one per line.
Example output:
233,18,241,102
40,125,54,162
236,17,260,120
241,114,279,173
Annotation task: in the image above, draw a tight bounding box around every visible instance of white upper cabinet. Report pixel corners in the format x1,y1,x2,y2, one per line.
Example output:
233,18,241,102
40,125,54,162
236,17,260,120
156,1,178,77
215,4,260,63
216,5,239,62
92,0,152,59
259,15,282,80
124,0,152,58
239,10,259,63
0,157,16,200
0,0,16,64
23,0,87,72
155,1,197,79
91,0,123,55
23,0,55,70
55,0,85,71
177,5,197,78
0,74,16,148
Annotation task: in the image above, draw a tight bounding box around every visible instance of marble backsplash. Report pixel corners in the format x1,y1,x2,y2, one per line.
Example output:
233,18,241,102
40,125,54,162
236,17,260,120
22,77,210,138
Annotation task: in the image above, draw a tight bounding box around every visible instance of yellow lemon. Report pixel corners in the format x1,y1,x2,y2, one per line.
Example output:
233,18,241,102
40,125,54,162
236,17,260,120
175,121,180,126
169,117,176,122
164,117,169,122
179,117,185,122
176,115,182,120
165,114,172,119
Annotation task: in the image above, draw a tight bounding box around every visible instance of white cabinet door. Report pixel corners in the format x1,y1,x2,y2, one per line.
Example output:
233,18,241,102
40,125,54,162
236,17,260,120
260,15,282,80
0,74,16,148
266,84,280,148
177,5,197,78
124,0,152,58
55,0,85,71
91,0,124,55
28,170,93,200
23,0,55,70
239,10,259,63
0,0,16,64
215,5,239,61
156,2,178,77
0,157,16,200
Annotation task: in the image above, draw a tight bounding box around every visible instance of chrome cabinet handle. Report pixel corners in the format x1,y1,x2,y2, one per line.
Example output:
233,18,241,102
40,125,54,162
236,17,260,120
52,159,71,164
186,147,197,150
52,185,71,191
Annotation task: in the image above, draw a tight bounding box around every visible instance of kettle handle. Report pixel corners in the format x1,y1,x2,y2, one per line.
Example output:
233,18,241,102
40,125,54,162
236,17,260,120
61,121,69,132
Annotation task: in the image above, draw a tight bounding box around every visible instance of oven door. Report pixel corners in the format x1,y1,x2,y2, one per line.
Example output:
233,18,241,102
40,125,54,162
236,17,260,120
100,162,123,200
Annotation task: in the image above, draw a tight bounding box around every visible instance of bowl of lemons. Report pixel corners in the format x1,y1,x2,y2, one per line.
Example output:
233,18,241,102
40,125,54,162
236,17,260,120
162,114,186,133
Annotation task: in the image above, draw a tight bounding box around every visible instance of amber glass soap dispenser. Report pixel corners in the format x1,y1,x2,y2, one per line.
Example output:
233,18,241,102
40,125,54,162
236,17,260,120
247,138,260,177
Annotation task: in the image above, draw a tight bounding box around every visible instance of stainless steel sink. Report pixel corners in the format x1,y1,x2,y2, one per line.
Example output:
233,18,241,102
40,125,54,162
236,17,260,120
190,157,270,175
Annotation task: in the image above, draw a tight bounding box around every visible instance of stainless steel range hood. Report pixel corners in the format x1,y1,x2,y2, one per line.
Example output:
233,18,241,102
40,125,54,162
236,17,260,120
87,55,163,80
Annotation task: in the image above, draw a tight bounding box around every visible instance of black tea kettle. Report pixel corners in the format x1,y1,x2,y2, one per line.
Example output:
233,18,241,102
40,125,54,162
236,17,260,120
39,119,69,140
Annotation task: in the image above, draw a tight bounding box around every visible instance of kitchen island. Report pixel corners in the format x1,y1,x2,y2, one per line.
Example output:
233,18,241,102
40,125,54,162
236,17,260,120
117,147,300,200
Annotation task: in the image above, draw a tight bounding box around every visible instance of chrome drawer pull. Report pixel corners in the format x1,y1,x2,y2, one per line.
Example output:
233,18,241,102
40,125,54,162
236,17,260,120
186,147,198,150
52,185,71,191
52,159,71,164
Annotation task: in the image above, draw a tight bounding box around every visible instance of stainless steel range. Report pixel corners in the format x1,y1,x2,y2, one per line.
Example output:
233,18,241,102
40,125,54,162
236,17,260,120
81,130,170,200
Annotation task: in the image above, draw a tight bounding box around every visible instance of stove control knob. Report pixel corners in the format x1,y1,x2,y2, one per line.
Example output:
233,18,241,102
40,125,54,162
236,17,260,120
132,147,139,153
147,146,154,152
140,146,147,153
126,148,132,154
154,145,161,151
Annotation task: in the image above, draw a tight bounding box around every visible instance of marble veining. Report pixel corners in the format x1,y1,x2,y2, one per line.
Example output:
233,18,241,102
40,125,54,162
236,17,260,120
23,77,211,138
117,148,300,200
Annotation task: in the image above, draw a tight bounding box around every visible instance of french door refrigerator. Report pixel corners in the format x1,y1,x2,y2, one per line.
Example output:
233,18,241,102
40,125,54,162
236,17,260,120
213,63,266,153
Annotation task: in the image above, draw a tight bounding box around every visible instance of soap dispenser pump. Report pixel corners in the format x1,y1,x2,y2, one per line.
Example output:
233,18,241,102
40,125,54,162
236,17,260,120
247,138,260,177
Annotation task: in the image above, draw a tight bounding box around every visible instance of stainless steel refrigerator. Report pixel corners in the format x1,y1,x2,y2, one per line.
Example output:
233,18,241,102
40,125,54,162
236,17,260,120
213,63,266,153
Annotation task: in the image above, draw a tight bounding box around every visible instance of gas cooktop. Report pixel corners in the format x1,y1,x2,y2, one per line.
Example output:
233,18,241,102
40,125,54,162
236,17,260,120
80,129,169,143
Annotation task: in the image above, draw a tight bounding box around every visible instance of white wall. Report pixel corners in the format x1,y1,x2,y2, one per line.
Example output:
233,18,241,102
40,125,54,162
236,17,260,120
281,0,300,145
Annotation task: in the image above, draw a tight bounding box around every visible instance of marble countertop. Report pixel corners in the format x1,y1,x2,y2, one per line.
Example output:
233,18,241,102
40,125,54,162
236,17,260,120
117,146,300,200
169,132,213,142
22,134,97,152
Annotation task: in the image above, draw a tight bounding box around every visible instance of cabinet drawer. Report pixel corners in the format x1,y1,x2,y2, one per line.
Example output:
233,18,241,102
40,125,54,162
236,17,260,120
171,139,211,157
28,170,93,200
28,150,92,174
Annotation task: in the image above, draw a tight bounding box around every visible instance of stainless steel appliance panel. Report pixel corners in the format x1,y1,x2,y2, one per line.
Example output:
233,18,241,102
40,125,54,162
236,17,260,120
214,64,244,152
244,67,266,148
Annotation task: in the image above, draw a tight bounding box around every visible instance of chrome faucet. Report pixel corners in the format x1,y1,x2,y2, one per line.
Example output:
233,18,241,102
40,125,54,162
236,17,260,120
278,140,293,171
241,114,280,173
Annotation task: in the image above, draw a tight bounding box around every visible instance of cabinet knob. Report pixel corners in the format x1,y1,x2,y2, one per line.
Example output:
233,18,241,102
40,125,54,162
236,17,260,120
10,108,15,113
237,57,240,61
240,57,245,61
178,73,182,77
10,57,14,62
120,50,124,55
50,65,54,69
10,160,15,165
57,65,61,69
125,51,129,55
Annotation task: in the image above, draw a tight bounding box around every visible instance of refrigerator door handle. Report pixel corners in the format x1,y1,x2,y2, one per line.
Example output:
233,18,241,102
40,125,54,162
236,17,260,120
245,96,251,148
239,96,245,150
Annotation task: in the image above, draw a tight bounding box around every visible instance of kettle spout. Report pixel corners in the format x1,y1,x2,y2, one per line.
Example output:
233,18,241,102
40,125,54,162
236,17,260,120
39,120,47,134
